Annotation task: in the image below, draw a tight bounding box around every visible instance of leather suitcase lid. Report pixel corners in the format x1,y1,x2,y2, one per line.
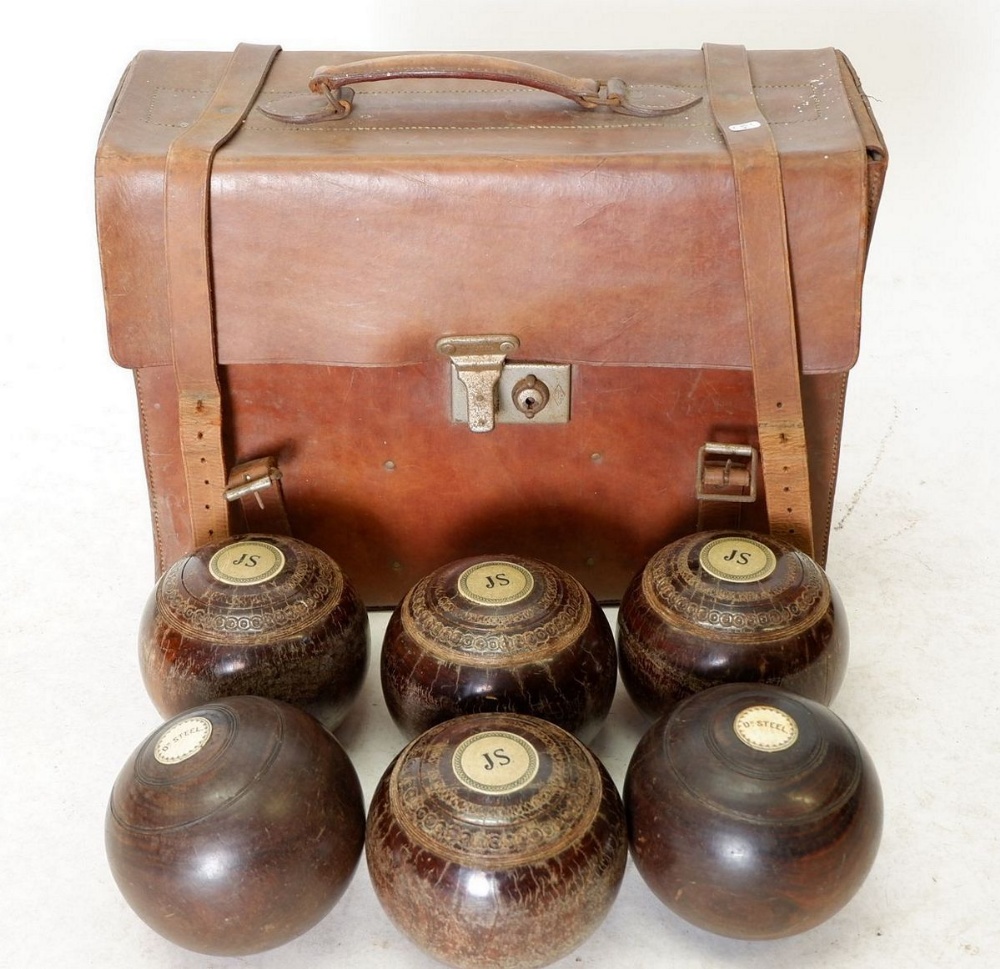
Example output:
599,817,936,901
96,48,886,374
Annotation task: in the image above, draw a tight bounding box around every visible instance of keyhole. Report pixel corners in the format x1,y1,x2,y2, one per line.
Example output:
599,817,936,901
511,375,550,419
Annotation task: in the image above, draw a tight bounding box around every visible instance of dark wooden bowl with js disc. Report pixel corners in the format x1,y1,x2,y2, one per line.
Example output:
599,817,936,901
381,554,616,741
624,683,883,940
105,696,366,955
138,534,369,731
617,531,848,720
366,712,628,969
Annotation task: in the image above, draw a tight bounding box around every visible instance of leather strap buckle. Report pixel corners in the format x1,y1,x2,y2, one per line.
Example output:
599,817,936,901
696,443,758,503
225,457,291,538
225,459,283,509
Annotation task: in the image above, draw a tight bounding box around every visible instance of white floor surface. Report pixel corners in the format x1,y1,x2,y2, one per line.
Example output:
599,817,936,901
2,3,998,967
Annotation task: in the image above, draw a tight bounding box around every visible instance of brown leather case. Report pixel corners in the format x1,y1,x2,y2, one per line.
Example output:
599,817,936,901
96,45,887,607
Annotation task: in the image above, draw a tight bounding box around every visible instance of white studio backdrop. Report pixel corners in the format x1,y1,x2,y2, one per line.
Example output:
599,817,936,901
1,2,997,967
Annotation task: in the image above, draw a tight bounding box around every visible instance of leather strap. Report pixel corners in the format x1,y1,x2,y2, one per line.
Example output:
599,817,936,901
165,43,281,550
703,43,816,557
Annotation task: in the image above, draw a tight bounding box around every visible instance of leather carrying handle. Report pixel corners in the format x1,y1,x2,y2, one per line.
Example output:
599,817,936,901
260,52,701,123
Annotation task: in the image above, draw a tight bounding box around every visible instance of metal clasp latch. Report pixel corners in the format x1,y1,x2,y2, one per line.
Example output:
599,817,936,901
696,443,758,503
436,334,520,433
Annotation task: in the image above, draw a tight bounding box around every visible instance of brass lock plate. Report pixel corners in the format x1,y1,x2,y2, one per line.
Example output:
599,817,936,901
449,363,572,426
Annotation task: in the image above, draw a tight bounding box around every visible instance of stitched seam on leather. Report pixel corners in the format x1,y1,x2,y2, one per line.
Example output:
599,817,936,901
822,373,850,561
244,121,689,132
241,120,817,133
150,82,817,98
145,86,206,127
149,83,697,104
266,83,696,96
242,100,820,131
133,369,165,574
263,83,817,94
145,83,820,129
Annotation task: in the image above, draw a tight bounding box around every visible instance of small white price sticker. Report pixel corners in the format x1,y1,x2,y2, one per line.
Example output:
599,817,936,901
733,706,799,752
154,716,213,765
